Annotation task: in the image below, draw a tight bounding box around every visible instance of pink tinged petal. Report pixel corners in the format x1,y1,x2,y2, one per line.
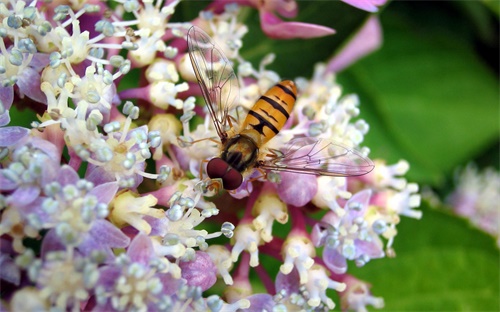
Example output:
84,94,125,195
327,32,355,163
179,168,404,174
355,238,384,259
127,233,155,264
274,0,298,18
275,267,301,294
179,251,217,291
323,246,348,274
242,294,275,311
89,181,119,205
0,86,14,110
16,67,47,104
0,126,29,147
7,185,40,207
260,11,335,39
85,165,115,185
56,165,80,186
341,0,386,12
0,255,21,285
327,16,382,73
277,172,317,206
311,222,328,246
30,137,61,162
346,189,372,220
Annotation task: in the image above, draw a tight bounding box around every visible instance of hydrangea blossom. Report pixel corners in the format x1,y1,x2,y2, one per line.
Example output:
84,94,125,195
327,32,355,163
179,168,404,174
0,1,422,311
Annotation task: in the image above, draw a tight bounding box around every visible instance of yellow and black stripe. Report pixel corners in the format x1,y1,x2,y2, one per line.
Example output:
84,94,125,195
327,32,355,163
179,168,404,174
241,80,297,145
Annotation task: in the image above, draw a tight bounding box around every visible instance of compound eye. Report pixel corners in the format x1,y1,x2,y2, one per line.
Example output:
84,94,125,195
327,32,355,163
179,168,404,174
207,158,229,179
222,168,243,190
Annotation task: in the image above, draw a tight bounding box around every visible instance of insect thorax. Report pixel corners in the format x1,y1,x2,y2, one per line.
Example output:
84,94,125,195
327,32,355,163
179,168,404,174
221,134,259,173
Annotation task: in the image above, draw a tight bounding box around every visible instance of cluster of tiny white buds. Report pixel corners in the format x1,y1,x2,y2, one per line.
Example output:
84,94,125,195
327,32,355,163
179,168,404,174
167,191,195,221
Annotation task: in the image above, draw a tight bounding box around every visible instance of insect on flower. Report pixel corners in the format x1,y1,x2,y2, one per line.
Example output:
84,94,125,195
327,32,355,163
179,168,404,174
187,26,374,190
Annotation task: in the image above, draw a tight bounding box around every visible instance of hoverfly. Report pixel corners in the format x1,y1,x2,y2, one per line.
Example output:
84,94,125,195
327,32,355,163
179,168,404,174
186,26,374,191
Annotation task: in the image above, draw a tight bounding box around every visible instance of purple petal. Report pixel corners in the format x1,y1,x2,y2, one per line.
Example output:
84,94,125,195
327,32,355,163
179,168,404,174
28,53,50,71
275,267,301,294
0,86,14,110
179,251,217,291
355,238,384,259
88,220,130,249
260,11,335,39
0,171,18,191
326,16,382,73
0,126,30,147
323,246,348,274
158,272,184,296
345,189,372,220
56,165,80,186
0,254,21,285
29,137,61,161
0,111,10,126
85,165,115,185
242,294,275,311
127,233,154,264
41,229,66,258
7,185,40,207
89,181,119,205
16,67,47,104
277,172,317,207
97,266,122,289
341,0,386,12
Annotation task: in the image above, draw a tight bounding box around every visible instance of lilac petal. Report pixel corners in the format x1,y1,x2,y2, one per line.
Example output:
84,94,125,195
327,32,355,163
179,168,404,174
311,222,328,246
242,294,275,311
85,165,115,185
276,268,301,295
0,254,20,285
277,172,317,207
97,266,122,289
89,181,119,205
158,272,183,296
355,238,384,259
28,53,50,72
327,16,382,73
0,86,14,110
323,246,347,274
260,11,335,39
41,229,66,258
179,251,217,291
341,0,386,12
56,165,80,186
30,137,61,162
7,185,40,207
127,233,154,264
88,219,130,249
16,67,47,104
346,189,372,220
0,172,18,191
0,126,30,147
0,111,10,126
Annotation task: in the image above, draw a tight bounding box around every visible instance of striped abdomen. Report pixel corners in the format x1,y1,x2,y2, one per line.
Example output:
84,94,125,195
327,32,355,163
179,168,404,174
240,80,297,145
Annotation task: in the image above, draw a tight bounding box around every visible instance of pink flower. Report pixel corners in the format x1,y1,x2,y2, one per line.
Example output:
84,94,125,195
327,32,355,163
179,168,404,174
326,16,383,73
342,0,387,12
210,0,335,39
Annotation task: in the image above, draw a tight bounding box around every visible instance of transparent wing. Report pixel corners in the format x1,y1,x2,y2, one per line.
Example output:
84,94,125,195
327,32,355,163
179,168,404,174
187,26,239,142
259,137,374,177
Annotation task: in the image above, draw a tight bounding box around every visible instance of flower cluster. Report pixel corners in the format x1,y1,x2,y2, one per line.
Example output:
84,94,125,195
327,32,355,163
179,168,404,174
1,0,417,311
447,164,500,246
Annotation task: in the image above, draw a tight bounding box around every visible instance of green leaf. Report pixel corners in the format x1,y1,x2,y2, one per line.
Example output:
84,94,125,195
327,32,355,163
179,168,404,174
338,4,499,185
349,203,499,311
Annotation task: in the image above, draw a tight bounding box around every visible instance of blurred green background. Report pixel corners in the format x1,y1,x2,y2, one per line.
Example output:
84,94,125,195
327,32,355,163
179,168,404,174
178,1,499,310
